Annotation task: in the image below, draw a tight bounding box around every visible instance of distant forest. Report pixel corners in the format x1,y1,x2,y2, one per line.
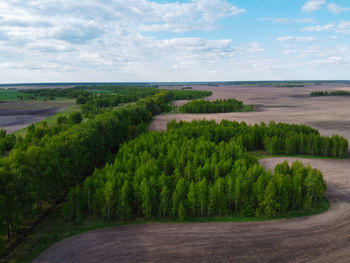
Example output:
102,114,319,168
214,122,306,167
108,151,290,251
311,90,350,96
179,98,254,113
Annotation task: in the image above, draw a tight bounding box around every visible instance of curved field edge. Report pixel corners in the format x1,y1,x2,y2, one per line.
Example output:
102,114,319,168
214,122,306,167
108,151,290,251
250,150,349,160
9,198,329,263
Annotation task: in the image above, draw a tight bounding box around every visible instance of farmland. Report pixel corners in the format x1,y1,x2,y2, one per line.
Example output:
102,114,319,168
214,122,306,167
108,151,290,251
1,82,350,262
0,100,75,134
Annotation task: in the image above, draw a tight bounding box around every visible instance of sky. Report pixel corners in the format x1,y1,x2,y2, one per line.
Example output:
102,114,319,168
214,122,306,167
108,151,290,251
0,0,350,83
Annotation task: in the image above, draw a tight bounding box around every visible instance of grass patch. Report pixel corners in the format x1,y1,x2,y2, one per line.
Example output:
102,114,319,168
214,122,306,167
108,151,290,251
37,103,80,127
250,150,348,160
6,198,329,263
0,89,26,101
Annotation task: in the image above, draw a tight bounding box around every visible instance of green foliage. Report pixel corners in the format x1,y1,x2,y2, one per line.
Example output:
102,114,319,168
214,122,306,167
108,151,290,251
311,90,350,96
70,124,327,221
0,104,153,239
0,87,213,247
167,120,348,158
79,87,210,117
167,90,212,100
21,88,90,101
68,112,82,125
63,186,83,221
180,98,254,113
0,130,16,156
0,89,26,101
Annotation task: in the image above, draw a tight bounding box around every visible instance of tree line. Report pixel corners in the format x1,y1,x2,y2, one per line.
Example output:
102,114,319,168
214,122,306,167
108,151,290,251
0,105,151,238
21,88,90,100
311,91,350,96
79,88,212,117
63,127,326,222
179,98,254,113
0,88,211,240
0,112,83,157
167,120,348,158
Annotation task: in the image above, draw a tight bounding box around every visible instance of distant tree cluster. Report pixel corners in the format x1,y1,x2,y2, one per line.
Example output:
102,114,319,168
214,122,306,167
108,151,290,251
168,90,212,100
80,95,139,116
311,91,350,96
79,88,212,116
167,120,348,158
63,128,326,222
21,88,90,100
272,84,304,87
75,85,159,94
179,99,254,113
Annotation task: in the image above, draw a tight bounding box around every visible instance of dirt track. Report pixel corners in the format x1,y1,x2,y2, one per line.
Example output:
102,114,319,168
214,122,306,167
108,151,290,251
34,84,350,262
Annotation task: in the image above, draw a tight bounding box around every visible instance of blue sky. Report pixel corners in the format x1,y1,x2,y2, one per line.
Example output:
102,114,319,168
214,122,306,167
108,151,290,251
0,0,349,83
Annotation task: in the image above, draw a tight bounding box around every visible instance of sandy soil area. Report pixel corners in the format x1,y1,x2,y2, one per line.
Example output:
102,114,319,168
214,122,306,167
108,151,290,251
34,84,350,262
0,101,73,133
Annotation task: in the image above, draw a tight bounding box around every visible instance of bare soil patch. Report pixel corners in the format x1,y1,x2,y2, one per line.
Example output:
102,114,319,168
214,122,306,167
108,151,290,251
0,101,74,133
150,84,350,141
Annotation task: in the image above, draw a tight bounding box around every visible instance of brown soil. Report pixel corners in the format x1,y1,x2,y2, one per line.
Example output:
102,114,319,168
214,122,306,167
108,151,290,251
150,84,350,140
34,84,350,262
0,101,73,133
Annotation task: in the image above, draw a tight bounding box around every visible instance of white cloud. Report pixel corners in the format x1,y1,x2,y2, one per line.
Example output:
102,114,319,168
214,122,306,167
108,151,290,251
337,21,350,34
295,18,316,23
301,23,336,32
261,17,288,23
0,0,250,82
261,17,314,23
241,42,265,53
327,3,350,14
302,0,326,13
0,0,349,82
277,36,319,43
328,56,346,62
300,21,350,34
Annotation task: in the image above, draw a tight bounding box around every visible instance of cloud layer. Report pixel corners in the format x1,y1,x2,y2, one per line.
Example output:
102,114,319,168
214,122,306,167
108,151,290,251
0,0,349,82
327,3,350,14
0,0,250,82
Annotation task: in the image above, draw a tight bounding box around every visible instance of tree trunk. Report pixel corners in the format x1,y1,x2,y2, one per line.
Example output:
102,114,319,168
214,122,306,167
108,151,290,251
6,217,11,239
88,189,91,214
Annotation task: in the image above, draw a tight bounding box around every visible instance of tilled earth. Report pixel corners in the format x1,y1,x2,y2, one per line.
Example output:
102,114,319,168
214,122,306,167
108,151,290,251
34,84,350,263
0,101,73,133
